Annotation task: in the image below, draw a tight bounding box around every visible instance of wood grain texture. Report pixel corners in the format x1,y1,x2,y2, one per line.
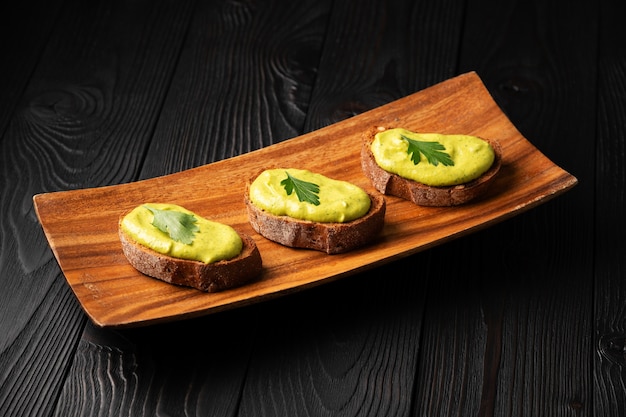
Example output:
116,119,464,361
245,1,469,415
34,72,577,328
594,0,626,414
239,258,427,417
428,0,597,415
1,0,624,415
139,0,332,179
303,0,466,131
0,0,62,133
1,0,196,304
0,0,70,354
0,0,196,416
55,314,257,416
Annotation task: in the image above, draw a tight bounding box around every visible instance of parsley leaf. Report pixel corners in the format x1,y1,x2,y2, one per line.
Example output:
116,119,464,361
144,205,200,244
400,134,454,166
280,171,321,206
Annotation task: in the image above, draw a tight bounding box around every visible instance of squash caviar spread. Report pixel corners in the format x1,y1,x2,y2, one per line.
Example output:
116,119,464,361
371,128,495,187
120,203,242,264
249,169,371,223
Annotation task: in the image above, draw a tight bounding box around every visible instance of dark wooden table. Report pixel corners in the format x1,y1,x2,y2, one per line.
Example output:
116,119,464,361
1,0,624,415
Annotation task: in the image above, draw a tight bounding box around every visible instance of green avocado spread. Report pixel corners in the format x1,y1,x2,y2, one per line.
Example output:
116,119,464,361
371,128,495,187
249,168,371,223
120,203,242,264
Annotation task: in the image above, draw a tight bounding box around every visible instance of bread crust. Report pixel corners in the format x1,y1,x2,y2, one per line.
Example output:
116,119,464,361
244,179,386,254
119,220,262,292
361,126,502,206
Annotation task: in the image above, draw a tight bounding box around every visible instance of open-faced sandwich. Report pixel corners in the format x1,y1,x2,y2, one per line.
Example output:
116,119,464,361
119,203,262,292
244,168,385,254
361,126,502,206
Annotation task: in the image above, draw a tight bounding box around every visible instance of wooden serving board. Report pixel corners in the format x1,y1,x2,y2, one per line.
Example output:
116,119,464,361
33,72,577,328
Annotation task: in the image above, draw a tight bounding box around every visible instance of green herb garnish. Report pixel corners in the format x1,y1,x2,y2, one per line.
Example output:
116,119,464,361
400,134,454,166
144,205,200,244
280,171,321,206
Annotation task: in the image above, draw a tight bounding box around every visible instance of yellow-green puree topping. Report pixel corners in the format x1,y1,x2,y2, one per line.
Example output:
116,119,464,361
121,203,242,264
249,169,371,223
371,128,495,187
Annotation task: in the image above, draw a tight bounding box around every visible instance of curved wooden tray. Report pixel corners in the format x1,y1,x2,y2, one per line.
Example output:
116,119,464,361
33,72,577,328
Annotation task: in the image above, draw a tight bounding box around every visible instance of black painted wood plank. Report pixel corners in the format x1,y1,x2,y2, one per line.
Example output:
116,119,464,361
239,260,429,417
0,1,196,416
0,0,63,134
139,0,332,179
0,3,77,415
56,311,259,417
303,0,466,131
0,0,614,416
52,1,336,416
0,274,85,417
413,0,597,415
237,0,466,416
594,0,626,414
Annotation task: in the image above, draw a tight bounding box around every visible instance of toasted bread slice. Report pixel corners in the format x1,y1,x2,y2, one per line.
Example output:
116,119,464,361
119,220,262,292
361,126,502,206
244,179,386,254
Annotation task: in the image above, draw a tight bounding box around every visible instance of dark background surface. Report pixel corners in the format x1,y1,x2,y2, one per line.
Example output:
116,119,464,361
1,0,624,415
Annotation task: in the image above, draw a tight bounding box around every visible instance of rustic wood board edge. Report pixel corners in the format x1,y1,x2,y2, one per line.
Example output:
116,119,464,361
33,72,578,328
